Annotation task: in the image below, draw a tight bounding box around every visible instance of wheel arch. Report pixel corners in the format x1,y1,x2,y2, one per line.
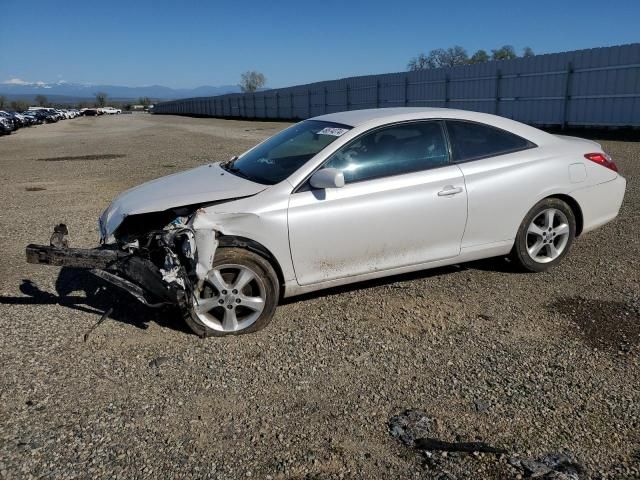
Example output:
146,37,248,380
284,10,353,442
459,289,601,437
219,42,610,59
545,193,584,236
216,234,285,294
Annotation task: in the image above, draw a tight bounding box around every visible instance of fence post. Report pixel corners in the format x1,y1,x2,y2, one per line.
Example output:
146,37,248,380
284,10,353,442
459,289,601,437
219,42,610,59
264,95,267,118
404,75,409,106
276,93,280,118
308,89,311,118
324,87,328,113
444,74,450,108
346,83,350,110
494,69,501,115
290,92,294,119
375,79,380,108
562,61,573,130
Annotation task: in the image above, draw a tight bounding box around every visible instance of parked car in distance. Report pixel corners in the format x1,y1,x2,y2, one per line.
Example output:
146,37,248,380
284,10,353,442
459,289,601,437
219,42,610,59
10,112,29,128
23,111,45,125
26,108,627,336
0,111,16,132
102,107,122,114
0,115,13,135
83,108,99,116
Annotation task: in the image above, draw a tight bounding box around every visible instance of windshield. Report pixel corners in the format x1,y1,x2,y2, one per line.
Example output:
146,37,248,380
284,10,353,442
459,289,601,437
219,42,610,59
221,120,352,185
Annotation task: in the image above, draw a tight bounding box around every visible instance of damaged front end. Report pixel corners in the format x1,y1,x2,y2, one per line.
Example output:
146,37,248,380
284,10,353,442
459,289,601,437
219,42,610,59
26,207,219,312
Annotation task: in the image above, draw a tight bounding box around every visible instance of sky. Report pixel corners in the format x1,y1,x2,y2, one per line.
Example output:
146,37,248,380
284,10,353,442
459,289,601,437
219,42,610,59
1,0,639,89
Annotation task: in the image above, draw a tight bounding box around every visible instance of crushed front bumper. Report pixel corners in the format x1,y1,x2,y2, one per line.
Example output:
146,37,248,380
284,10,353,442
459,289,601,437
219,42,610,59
25,243,187,308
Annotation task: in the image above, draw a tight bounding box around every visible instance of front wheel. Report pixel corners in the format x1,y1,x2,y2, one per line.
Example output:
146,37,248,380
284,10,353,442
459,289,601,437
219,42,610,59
511,198,576,272
185,248,279,337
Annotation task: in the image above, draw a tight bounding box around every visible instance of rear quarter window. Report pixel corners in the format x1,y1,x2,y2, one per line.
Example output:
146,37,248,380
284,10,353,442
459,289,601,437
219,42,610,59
446,120,534,162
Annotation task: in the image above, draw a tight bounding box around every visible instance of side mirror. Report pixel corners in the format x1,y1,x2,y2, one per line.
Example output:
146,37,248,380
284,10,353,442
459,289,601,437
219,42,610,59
309,168,345,189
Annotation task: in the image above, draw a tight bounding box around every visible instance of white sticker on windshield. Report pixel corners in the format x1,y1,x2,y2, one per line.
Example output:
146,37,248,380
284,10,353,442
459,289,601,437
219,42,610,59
317,127,349,137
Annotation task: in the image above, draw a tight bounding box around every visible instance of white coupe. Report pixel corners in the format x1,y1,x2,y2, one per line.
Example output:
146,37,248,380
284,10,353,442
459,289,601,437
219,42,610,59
26,108,626,336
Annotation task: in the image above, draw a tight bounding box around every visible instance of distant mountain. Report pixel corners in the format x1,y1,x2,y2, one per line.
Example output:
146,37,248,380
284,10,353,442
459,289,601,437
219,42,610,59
0,93,141,105
0,80,243,101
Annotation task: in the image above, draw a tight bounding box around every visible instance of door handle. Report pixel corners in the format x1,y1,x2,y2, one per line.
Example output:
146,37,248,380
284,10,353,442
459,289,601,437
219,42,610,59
437,185,463,196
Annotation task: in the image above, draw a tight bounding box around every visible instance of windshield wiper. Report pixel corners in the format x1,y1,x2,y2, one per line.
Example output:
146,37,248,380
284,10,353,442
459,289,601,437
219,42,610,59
221,161,252,181
221,155,238,167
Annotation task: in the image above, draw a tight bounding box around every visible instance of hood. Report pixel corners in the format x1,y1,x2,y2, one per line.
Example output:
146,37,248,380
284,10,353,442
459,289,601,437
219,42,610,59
100,163,267,239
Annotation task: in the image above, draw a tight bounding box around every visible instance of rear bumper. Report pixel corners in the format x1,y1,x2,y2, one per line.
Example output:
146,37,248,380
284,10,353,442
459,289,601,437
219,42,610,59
571,175,626,234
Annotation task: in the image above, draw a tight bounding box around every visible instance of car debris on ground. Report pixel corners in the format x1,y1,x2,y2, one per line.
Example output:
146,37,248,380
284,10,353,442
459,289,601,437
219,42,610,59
389,410,585,479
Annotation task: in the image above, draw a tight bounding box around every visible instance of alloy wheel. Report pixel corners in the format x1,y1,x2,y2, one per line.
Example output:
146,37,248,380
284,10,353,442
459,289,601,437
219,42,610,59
193,264,266,332
526,208,570,263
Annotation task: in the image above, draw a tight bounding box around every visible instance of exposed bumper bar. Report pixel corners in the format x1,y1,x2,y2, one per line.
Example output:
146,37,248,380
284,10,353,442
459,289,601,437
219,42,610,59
26,244,127,269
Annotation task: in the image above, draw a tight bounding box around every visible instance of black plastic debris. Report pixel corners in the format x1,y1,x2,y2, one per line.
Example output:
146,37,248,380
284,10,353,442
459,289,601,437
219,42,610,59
388,410,434,447
509,452,584,479
388,410,506,455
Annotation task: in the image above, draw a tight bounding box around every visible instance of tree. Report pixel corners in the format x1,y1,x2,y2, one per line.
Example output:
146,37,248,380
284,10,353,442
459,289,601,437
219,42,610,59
35,94,48,107
469,49,490,64
408,46,468,70
439,46,469,67
0,95,5,109
408,53,430,71
407,44,535,71
94,92,108,107
491,45,517,61
138,96,151,107
239,71,266,93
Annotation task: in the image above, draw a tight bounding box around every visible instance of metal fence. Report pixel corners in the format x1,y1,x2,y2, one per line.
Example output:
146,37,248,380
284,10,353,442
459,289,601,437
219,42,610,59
154,43,640,127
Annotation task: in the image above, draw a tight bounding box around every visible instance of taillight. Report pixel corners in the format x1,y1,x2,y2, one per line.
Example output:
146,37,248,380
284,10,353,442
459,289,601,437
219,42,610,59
584,152,618,173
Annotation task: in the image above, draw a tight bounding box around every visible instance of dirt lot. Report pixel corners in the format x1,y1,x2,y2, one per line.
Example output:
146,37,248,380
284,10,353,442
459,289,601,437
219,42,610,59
0,113,638,479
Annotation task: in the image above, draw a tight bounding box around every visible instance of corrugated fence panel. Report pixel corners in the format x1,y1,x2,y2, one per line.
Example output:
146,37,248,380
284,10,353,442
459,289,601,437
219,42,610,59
349,75,377,110
309,82,328,118
153,43,640,127
379,72,407,108
408,68,446,108
291,87,309,119
447,61,496,114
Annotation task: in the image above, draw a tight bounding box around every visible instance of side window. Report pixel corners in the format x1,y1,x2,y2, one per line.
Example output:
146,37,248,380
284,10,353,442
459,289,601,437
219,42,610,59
323,121,449,184
446,120,532,162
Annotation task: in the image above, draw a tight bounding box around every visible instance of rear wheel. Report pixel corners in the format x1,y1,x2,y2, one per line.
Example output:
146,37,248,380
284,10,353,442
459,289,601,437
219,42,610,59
185,248,279,337
511,198,576,272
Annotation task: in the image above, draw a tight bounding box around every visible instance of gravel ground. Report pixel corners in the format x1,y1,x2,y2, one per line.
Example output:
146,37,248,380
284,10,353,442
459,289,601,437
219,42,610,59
0,113,638,479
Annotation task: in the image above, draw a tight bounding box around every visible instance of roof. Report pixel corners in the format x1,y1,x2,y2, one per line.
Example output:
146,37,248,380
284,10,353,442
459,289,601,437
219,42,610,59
312,107,460,127
311,107,556,145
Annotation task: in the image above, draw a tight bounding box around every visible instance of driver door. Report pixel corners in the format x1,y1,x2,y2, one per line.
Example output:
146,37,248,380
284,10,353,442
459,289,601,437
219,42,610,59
287,120,467,286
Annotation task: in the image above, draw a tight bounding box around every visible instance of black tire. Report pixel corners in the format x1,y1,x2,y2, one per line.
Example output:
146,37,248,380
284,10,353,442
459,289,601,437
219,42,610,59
184,247,279,337
510,197,576,273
